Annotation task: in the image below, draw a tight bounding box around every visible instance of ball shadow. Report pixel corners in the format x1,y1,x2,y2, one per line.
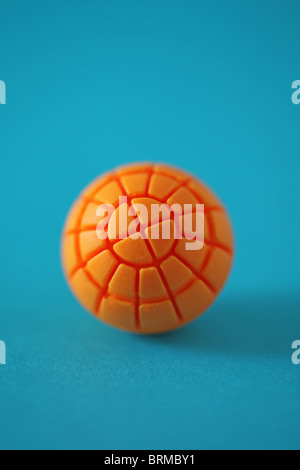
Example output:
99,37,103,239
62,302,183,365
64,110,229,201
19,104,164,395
146,293,300,359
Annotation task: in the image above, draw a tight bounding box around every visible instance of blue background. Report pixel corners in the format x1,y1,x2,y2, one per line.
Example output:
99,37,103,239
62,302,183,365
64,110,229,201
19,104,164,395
1,0,300,450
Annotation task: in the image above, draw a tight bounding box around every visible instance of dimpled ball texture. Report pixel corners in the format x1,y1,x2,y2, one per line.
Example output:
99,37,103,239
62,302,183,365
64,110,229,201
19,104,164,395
62,163,234,334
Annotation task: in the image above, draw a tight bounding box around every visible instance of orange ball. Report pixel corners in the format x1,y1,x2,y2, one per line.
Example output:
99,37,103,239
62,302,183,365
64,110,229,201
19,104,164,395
61,163,234,334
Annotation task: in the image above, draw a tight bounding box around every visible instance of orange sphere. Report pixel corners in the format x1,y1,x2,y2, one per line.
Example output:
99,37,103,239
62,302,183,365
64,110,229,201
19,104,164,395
61,163,234,334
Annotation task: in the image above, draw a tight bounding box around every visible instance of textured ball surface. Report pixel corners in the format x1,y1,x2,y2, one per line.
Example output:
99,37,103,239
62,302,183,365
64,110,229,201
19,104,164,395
62,163,234,334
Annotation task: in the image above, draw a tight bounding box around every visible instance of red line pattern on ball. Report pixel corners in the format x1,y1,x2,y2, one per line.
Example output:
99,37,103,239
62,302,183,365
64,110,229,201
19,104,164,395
65,164,233,330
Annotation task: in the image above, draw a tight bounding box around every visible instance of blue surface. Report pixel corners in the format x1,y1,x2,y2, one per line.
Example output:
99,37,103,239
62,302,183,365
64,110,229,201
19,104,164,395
1,0,300,450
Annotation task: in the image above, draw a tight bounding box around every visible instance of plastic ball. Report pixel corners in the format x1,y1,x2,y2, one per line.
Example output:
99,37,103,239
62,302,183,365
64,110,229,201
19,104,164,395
61,163,234,334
